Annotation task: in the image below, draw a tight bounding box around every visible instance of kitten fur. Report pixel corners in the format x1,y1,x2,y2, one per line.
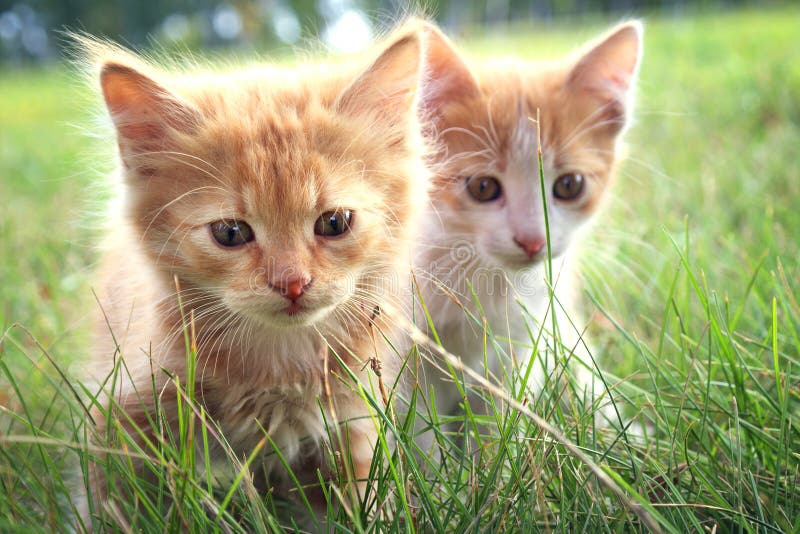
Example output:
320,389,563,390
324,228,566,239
414,22,642,423
79,26,429,523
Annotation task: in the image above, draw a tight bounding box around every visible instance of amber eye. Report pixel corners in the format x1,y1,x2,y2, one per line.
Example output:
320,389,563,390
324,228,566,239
210,220,254,247
553,173,585,201
466,176,502,202
314,209,352,237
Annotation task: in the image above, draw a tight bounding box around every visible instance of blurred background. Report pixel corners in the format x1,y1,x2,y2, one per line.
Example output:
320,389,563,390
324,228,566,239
0,0,792,63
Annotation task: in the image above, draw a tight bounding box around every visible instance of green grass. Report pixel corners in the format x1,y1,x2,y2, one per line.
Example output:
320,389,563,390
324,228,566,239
1,6,799,532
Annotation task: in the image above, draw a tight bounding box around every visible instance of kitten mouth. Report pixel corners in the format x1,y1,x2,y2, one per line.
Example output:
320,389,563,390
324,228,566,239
266,301,337,327
262,302,314,326
524,254,546,265
502,253,545,269
284,302,306,316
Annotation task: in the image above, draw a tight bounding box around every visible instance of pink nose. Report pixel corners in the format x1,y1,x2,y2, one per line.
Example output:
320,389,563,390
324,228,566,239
270,277,312,301
514,237,546,258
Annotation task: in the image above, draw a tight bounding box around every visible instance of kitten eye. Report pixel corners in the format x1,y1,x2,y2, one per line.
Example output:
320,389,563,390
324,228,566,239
210,220,255,247
314,209,352,237
553,173,585,201
465,176,502,202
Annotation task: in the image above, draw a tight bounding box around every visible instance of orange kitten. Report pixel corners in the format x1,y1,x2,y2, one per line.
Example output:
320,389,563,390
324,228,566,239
80,27,429,522
415,23,642,422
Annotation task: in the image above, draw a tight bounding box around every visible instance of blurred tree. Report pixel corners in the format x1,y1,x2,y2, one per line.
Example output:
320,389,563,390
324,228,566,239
0,0,783,63
288,0,323,38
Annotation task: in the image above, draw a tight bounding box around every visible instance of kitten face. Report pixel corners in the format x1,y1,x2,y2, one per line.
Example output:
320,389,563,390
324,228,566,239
153,117,399,328
421,23,641,273
97,33,426,330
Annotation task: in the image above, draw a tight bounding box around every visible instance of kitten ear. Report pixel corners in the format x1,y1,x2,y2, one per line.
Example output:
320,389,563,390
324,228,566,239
100,62,198,149
336,27,423,124
418,23,480,118
567,21,643,127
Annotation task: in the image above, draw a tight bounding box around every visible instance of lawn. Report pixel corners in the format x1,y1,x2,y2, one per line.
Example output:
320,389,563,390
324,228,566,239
1,5,799,532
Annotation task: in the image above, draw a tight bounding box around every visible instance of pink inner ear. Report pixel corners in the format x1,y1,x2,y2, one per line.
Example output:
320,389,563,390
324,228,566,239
569,23,641,103
113,113,166,144
608,70,633,92
101,63,195,145
419,25,480,115
376,88,415,113
102,65,159,139
337,33,421,123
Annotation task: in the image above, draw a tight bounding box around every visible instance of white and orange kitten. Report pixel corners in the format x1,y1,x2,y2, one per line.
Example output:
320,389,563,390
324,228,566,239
81,27,429,521
414,22,642,422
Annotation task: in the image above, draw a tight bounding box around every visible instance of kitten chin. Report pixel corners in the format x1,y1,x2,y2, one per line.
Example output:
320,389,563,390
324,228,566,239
415,22,642,422
78,21,431,526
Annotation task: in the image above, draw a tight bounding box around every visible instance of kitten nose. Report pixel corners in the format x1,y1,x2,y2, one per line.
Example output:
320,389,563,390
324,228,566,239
270,277,312,301
514,236,546,258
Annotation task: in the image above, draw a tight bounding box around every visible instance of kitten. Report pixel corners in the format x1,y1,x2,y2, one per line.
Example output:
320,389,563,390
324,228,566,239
80,27,429,523
414,22,642,426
